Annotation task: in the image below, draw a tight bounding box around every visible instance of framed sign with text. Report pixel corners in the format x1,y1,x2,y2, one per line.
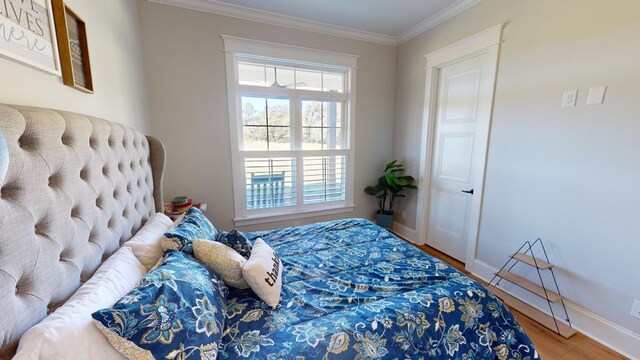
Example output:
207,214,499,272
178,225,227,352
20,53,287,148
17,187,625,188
52,0,92,93
0,0,61,75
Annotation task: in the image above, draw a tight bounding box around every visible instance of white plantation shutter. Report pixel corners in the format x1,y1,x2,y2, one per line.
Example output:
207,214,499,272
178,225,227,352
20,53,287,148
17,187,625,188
303,155,347,204
224,37,357,223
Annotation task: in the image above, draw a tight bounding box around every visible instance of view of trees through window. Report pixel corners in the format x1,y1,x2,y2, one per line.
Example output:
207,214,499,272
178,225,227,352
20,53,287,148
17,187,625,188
241,97,343,151
242,97,290,151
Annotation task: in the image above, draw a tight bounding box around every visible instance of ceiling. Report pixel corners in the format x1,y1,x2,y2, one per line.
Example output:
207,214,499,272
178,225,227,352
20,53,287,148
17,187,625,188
219,0,457,37
151,0,481,45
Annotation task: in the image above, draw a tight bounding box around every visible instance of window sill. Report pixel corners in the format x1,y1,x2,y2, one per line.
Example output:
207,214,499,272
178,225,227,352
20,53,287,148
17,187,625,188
234,204,355,227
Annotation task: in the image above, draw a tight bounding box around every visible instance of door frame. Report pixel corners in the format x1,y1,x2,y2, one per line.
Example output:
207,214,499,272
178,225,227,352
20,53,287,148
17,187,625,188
415,24,503,270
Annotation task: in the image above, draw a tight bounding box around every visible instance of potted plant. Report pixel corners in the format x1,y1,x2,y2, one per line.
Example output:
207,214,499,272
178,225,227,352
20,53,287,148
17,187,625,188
364,160,417,229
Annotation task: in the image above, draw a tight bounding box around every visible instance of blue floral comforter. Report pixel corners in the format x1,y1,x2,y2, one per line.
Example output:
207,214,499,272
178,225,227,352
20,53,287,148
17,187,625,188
219,218,538,359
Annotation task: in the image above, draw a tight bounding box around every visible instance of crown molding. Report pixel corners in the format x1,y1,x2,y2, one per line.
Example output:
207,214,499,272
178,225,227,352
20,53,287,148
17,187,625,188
397,0,482,44
148,0,481,47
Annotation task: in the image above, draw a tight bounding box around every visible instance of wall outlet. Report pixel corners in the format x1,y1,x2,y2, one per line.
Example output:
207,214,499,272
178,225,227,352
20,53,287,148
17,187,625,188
631,299,640,320
401,210,406,219
561,89,578,107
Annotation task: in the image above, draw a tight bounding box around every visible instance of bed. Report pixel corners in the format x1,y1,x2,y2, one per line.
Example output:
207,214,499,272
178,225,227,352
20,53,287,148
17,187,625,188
222,219,538,359
0,104,537,359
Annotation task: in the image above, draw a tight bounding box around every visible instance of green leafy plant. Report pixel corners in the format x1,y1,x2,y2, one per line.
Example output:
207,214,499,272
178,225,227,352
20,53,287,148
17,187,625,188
364,160,417,214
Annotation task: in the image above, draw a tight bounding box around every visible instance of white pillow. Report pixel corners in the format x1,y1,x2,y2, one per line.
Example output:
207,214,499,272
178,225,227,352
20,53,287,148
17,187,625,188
14,247,147,360
242,238,283,309
193,239,249,289
122,212,173,269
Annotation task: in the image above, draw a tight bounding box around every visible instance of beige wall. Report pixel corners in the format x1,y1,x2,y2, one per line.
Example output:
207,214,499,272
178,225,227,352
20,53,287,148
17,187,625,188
0,0,149,131
394,0,640,352
138,1,396,232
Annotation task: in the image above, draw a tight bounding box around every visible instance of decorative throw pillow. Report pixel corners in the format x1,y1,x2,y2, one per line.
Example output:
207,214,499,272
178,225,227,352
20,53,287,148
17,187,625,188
92,250,228,360
123,212,174,270
161,207,217,255
216,229,252,258
242,238,283,309
193,239,249,289
14,247,146,360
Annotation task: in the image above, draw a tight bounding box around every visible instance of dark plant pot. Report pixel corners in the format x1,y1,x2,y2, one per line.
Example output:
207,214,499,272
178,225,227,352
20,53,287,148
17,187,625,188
376,211,394,229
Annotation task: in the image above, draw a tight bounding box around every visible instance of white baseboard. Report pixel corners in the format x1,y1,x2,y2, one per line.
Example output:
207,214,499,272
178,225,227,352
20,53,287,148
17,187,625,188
471,259,640,360
392,221,422,244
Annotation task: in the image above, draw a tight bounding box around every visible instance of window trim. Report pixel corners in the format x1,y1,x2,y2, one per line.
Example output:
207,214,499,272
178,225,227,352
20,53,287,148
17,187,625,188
223,36,358,225
234,204,356,227
222,35,359,69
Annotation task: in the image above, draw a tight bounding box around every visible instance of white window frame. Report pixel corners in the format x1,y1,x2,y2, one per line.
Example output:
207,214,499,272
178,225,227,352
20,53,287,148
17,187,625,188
222,36,358,226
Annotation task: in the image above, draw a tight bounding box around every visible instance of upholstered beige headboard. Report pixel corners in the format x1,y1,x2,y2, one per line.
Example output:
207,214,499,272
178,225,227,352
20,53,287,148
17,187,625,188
0,104,165,357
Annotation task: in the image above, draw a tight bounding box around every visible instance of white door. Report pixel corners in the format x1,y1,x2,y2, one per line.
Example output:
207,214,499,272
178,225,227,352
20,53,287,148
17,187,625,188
426,54,493,263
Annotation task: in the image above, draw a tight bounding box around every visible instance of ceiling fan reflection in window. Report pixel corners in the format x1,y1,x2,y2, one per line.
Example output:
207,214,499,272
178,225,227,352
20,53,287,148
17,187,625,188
238,61,343,92
270,68,306,89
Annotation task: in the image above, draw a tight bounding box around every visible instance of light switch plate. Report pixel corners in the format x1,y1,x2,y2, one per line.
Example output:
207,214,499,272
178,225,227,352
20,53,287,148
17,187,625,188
587,86,607,105
562,90,578,107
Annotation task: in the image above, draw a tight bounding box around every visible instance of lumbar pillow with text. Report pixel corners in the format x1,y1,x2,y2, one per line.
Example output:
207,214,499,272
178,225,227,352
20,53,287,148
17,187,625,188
242,238,283,309
193,239,249,289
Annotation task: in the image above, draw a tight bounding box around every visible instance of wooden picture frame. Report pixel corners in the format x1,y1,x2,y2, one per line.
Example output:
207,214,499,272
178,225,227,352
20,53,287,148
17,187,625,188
0,0,61,75
52,0,93,93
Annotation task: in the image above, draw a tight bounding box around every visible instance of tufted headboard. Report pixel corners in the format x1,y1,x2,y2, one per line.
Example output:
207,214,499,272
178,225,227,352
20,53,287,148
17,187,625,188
0,104,165,357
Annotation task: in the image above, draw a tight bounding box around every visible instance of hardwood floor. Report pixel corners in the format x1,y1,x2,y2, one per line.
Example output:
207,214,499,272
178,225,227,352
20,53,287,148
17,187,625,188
415,243,628,360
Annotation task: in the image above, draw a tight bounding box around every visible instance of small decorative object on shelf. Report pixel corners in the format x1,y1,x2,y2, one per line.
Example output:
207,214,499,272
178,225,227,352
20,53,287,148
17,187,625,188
487,238,576,338
171,196,192,213
164,196,207,221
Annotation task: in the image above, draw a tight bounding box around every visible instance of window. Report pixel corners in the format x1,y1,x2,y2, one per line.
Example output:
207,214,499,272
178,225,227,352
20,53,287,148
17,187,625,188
223,36,358,225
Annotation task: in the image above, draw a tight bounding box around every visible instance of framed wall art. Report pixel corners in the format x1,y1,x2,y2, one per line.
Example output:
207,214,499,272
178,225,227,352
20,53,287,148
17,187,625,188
52,0,92,93
0,0,61,75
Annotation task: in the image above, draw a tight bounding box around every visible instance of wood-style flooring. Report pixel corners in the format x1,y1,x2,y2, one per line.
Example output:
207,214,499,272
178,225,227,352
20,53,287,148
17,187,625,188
414,243,628,360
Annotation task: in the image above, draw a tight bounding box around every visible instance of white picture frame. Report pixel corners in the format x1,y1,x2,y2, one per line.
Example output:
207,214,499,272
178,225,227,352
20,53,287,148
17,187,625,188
0,0,61,75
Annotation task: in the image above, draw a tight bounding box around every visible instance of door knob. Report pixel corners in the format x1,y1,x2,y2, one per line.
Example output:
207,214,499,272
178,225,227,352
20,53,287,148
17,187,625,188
461,189,474,195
